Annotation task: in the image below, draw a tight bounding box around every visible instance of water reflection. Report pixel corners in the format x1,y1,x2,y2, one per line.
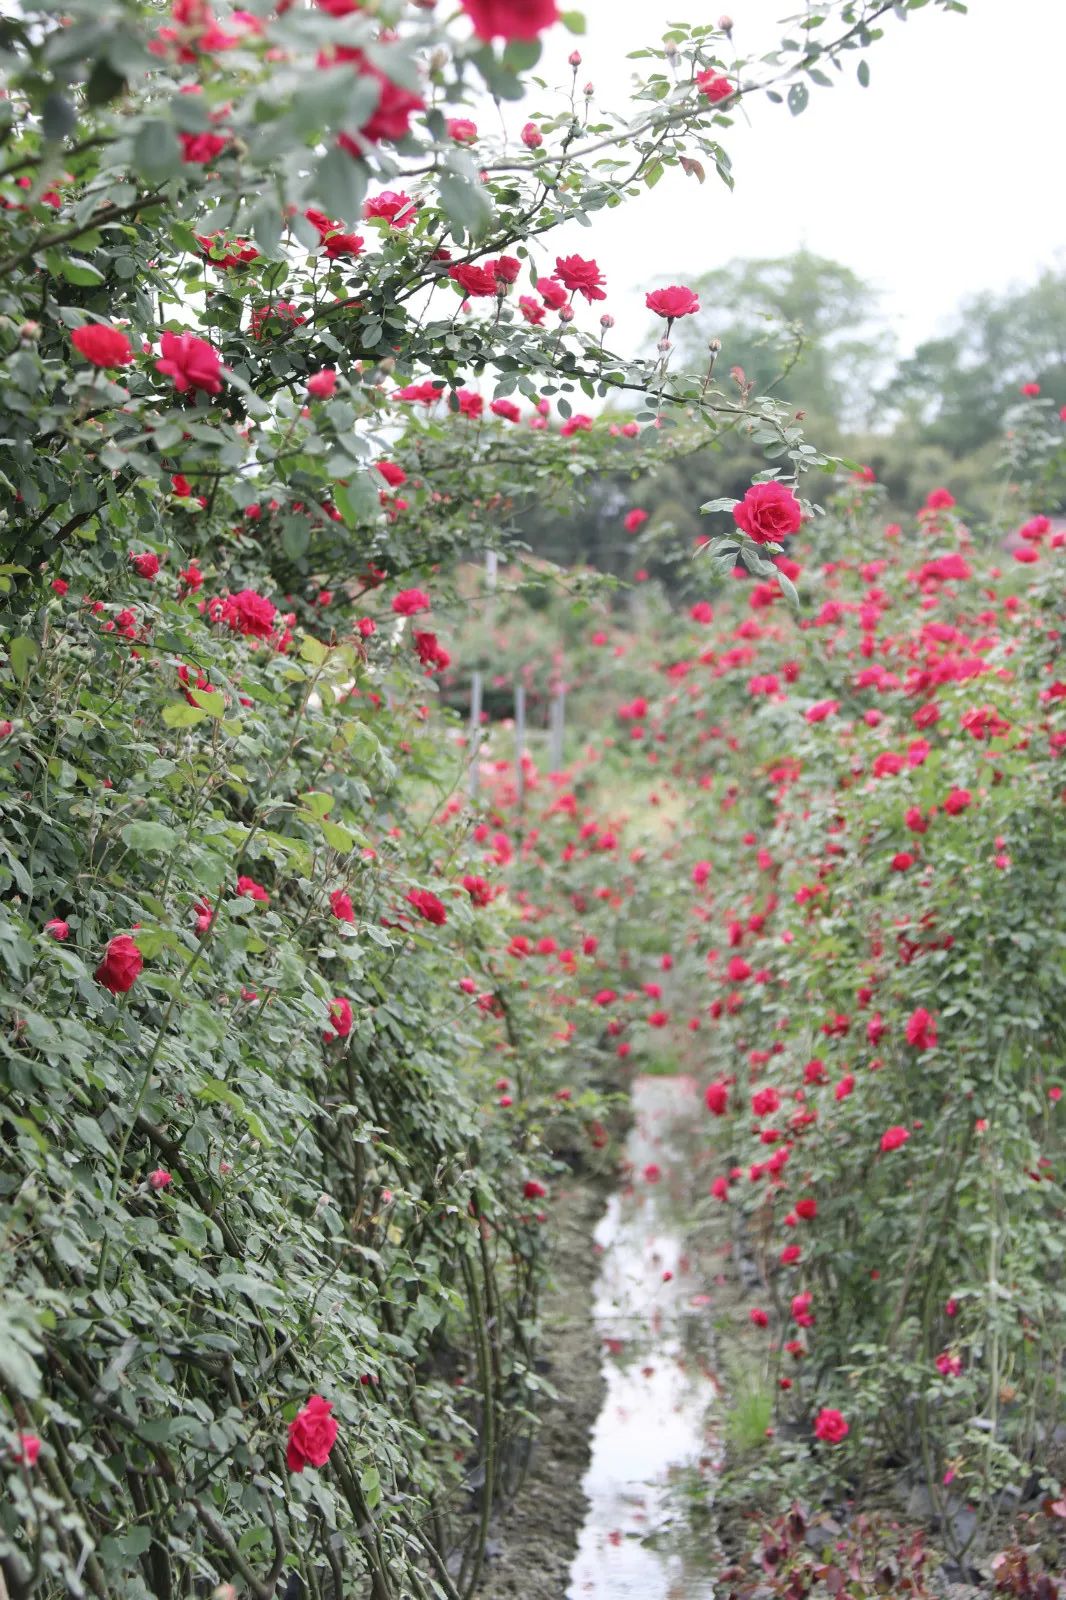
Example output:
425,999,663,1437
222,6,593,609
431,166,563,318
567,1076,722,1600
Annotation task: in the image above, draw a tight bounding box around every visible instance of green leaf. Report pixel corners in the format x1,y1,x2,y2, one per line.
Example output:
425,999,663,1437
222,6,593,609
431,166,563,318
195,1079,272,1145
314,147,369,229
163,702,208,728
502,39,542,72
134,119,183,183
788,83,809,116
8,635,39,681
188,687,226,718
299,634,331,667
56,256,105,287
438,173,495,239
857,59,871,86
321,819,355,854
121,820,179,854
561,9,587,33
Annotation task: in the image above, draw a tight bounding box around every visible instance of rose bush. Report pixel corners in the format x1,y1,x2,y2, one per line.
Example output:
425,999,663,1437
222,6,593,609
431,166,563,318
0,0,979,1592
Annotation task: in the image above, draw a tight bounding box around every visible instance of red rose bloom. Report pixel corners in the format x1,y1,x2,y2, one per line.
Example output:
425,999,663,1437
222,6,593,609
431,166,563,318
491,398,521,423
130,551,160,580
330,890,355,923
45,918,70,940
554,253,606,302
733,481,803,544
460,0,560,41
71,323,134,368
696,69,734,103
307,369,337,399
449,262,498,298
286,1395,339,1474
881,1125,910,1153
95,934,143,994
704,1080,729,1115
905,1008,937,1050
221,589,277,638
364,191,418,228
325,997,353,1039
646,285,700,321
813,1408,848,1443
327,48,425,154
393,588,431,616
155,330,223,395
537,276,568,310
523,1178,548,1200
406,887,448,925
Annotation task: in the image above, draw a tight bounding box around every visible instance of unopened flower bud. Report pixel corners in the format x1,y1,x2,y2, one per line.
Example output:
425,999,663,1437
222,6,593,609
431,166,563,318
213,1588,238,1600
558,304,575,323
708,337,722,353
657,338,672,354
719,14,733,32
583,82,594,96
568,50,582,67
429,47,449,72
664,39,679,58
19,321,40,341
600,313,615,329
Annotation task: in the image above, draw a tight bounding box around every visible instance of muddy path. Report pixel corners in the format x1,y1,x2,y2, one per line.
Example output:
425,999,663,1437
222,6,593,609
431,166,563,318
477,1076,724,1600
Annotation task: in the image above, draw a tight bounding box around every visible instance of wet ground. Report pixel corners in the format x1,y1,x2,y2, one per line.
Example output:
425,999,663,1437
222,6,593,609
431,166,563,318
566,1076,722,1600
477,1076,724,1600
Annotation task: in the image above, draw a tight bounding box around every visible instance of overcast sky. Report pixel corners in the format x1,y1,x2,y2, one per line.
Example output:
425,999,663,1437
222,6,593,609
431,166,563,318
518,0,1066,360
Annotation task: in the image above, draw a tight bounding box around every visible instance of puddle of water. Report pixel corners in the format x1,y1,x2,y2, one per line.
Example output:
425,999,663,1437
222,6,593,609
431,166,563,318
567,1076,722,1600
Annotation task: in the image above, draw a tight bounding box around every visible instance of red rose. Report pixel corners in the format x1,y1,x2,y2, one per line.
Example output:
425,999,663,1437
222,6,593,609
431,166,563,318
95,934,143,994
696,69,734,103
905,1007,937,1050
537,277,567,310
149,1168,173,1191
393,589,430,616
12,1434,40,1467
733,482,803,544
554,253,606,303
330,889,355,922
521,121,543,148
325,997,352,1040
307,369,337,400
286,1395,338,1474
490,398,521,423
364,191,418,228
155,330,223,395
624,508,648,533
813,1408,848,1443
880,1125,910,1153
645,285,700,321
460,0,560,41
130,551,160,580
45,918,70,940
221,589,277,638
71,323,134,368
326,48,425,154
523,1178,547,1200
704,1080,729,1115
447,118,478,144
406,887,447,925
449,262,498,298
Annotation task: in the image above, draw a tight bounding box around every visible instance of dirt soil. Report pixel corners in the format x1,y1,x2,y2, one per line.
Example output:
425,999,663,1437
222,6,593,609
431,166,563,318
475,1175,608,1600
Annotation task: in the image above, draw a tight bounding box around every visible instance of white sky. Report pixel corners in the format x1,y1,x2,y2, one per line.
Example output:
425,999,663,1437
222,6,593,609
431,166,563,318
518,0,1066,359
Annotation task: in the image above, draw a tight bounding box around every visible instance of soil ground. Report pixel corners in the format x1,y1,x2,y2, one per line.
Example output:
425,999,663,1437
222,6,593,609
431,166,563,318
475,1176,608,1600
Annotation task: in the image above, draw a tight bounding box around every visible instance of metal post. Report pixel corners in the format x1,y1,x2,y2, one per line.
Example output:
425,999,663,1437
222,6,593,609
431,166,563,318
549,686,566,772
514,683,526,812
468,670,483,798
485,550,498,591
